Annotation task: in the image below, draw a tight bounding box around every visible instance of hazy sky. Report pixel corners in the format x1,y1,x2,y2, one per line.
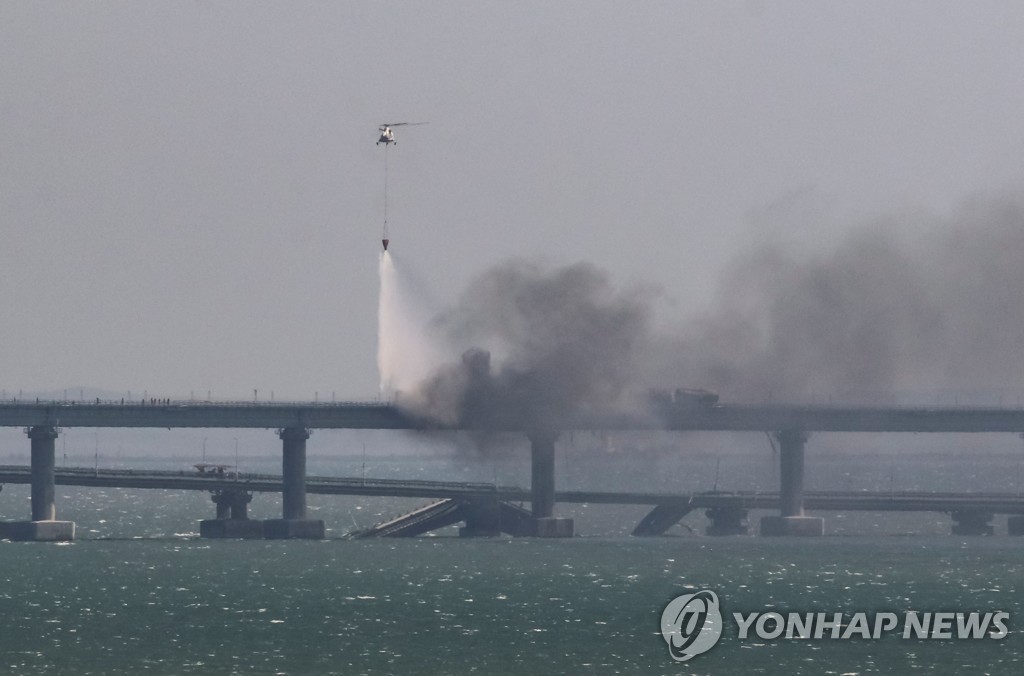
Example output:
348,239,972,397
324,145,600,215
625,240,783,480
3,1,1024,400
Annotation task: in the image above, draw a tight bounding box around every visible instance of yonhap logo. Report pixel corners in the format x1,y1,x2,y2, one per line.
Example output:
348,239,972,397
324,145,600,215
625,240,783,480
660,589,724,662
658,589,1009,663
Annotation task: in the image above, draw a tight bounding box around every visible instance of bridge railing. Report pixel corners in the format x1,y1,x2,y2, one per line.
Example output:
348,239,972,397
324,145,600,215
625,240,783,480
0,399,390,408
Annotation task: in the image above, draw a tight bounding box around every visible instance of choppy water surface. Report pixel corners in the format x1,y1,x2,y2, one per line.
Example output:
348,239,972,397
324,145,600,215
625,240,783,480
1,448,1023,673
1,536,1021,675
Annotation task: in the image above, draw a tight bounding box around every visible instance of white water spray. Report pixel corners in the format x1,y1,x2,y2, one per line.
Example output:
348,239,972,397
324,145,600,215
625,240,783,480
377,251,444,400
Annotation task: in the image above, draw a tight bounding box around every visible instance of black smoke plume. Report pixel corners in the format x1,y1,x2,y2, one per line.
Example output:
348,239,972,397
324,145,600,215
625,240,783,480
400,190,1024,434
398,260,652,430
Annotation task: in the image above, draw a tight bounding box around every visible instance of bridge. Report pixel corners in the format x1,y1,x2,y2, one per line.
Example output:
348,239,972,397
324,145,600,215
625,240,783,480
1,465,1023,538
4,399,1024,540
7,399,1024,432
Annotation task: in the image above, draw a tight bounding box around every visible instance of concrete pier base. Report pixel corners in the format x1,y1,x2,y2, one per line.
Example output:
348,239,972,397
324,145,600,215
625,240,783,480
199,519,266,539
1008,516,1024,535
532,517,574,538
760,515,825,537
263,518,325,540
201,490,260,538
951,511,994,536
0,520,75,541
210,490,252,519
705,507,749,536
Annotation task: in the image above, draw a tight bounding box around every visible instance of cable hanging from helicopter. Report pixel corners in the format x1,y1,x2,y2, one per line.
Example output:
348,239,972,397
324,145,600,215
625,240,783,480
377,122,427,251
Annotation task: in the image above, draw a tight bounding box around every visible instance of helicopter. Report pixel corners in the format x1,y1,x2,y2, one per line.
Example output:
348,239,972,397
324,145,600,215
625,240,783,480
376,122,427,145
377,122,427,251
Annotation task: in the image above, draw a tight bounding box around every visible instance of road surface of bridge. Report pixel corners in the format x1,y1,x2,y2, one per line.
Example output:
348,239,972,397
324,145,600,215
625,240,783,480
5,400,1024,432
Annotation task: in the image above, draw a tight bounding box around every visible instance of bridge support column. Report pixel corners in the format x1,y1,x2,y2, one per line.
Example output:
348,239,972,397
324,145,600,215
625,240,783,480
264,427,325,539
0,426,75,541
30,426,57,522
530,431,556,519
281,427,308,520
705,506,749,536
760,430,823,537
528,431,574,537
951,510,994,536
200,490,263,539
229,492,251,520
214,493,231,520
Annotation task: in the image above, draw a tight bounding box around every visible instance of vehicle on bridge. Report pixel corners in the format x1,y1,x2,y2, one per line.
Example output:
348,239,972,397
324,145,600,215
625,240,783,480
646,388,720,408
194,463,234,478
674,388,720,406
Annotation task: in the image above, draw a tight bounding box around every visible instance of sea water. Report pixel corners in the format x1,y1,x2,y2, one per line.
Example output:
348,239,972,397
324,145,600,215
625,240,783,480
1,447,1023,674
0,535,1020,674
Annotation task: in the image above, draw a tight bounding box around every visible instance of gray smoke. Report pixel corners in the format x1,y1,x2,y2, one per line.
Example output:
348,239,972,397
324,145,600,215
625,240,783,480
654,192,1024,403
401,191,1024,433
399,260,652,430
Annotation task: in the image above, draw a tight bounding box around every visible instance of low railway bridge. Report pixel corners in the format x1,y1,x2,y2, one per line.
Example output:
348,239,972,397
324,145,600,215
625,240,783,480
4,399,1024,540
2,465,1023,538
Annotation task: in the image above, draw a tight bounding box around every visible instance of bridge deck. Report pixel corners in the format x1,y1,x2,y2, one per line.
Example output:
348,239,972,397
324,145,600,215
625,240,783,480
1,466,1022,513
5,400,1024,431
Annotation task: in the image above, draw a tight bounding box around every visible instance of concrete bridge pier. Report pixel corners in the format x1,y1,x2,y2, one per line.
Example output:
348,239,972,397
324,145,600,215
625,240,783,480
229,491,252,520
264,427,325,539
0,426,75,541
760,430,824,536
214,493,231,520
200,490,263,539
528,431,574,537
951,510,994,536
705,506,749,536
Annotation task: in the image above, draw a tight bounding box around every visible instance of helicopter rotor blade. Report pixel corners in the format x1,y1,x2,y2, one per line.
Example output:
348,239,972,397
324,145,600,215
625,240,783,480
380,122,428,128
